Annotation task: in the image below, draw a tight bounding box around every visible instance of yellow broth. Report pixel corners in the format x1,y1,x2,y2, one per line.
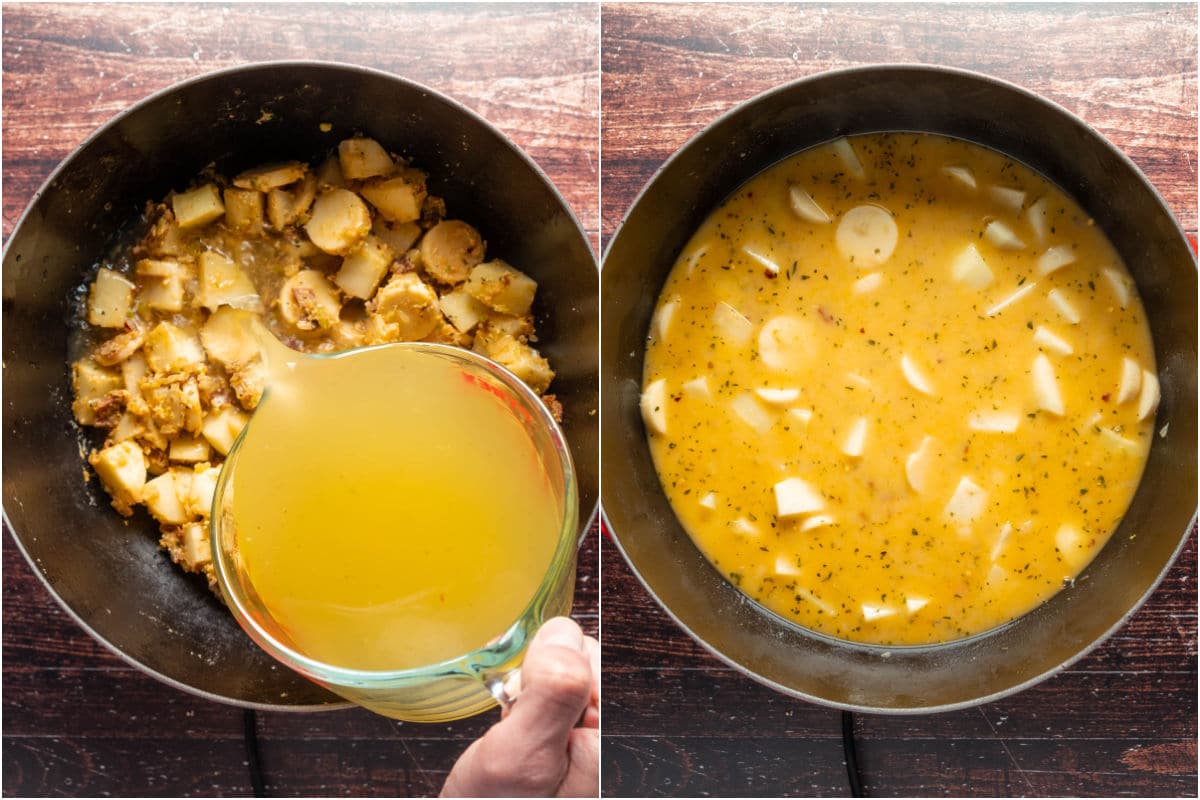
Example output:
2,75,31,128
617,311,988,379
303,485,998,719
642,133,1158,645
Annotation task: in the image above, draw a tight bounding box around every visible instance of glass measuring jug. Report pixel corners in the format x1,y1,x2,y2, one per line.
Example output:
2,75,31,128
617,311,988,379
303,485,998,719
211,333,578,722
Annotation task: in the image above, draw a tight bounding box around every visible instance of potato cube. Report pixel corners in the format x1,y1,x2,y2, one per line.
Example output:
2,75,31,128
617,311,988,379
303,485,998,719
169,434,211,464
171,184,225,229
439,287,490,334
201,406,250,456
335,235,394,299
473,327,554,394
232,161,306,192
71,361,122,425
142,469,191,525
186,465,220,519
315,156,346,188
198,251,262,312
483,312,535,340
305,188,372,254
200,306,259,367
143,322,206,373
121,353,149,397
138,275,185,312
224,188,265,231
372,218,421,255
87,268,135,328
266,174,317,231
338,137,394,180
89,441,147,514
359,174,426,223
180,522,212,567
109,412,146,444
465,260,538,316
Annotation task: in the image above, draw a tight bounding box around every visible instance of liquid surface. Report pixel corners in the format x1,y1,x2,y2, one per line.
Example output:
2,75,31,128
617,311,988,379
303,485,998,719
229,343,562,670
643,133,1158,646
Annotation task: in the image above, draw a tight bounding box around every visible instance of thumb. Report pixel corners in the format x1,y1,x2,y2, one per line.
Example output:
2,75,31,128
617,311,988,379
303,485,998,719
503,617,592,753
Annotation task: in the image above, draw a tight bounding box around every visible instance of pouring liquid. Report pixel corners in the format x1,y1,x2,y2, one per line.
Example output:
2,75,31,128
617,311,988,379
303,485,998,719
226,334,563,672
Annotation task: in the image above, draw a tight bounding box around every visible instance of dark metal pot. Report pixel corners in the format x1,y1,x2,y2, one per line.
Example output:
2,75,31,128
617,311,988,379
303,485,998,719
3,62,598,710
601,64,1196,713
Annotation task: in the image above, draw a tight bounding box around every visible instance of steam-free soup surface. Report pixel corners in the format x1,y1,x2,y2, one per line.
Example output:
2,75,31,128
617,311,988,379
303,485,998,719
642,133,1158,645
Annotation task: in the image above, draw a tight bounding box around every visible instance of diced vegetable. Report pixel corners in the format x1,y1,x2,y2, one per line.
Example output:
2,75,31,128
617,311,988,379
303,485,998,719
87,268,135,328
861,604,897,621
421,220,485,285
682,376,711,399
713,301,754,346
788,185,830,224
774,554,802,576
941,165,976,190
741,244,781,275
950,243,993,289
1036,245,1075,275
439,287,490,334
359,173,426,223
754,387,800,405
944,476,987,524
987,186,1025,213
1116,357,1142,404
171,184,225,229
372,218,422,255
795,586,837,616
730,393,774,434
841,417,868,457
1046,287,1081,324
1027,197,1049,244
1102,267,1131,308
853,272,883,294
1055,523,1088,569
201,406,249,456
305,188,372,254
1137,370,1160,421
186,465,220,519
968,411,1019,433
199,306,259,367
984,282,1037,317
180,523,212,567
1033,325,1074,356
732,518,760,537
337,137,394,180
836,204,898,266
472,329,554,394
983,219,1025,250
89,441,147,513
829,137,866,180
905,436,936,494
800,514,835,532
698,492,718,510
654,296,680,340
279,270,342,331
224,188,265,231
141,470,191,525
233,162,306,192
464,260,538,316
683,245,707,276
758,315,811,372
335,235,394,299
774,477,824,518
144,322,205,373
990,522,1014,563
1100,427,1140,454
901,354,935,396
1032,354,1064,415
71,361,122,425
787,408,813,432
906,596,929,613
640,378,669,435
169,435,211,464
198,251,262,312
369,272,441,341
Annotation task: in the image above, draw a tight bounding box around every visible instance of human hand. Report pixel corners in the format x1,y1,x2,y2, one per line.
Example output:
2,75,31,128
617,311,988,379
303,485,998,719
441,617,600,797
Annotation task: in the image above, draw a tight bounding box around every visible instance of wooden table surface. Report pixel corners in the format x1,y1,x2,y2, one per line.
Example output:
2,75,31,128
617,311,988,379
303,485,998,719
2,4,598,797
600,3,1197,798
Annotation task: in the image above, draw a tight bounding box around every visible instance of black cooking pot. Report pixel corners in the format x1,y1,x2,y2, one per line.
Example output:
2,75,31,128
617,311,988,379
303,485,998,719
601,65,1196,712
3,62,599,709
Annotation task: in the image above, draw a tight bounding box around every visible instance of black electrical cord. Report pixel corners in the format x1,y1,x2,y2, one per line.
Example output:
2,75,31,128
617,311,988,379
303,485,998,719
842,710,866,797
244,709,267,797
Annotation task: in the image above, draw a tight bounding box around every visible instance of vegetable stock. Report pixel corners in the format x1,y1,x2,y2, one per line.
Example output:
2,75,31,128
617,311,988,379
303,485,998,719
642,133,1159,645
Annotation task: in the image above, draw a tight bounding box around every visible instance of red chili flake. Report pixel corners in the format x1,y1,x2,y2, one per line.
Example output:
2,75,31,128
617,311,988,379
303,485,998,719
1101,393,1111,402
673,395,682,402
765,270,777,279
859,327,866,334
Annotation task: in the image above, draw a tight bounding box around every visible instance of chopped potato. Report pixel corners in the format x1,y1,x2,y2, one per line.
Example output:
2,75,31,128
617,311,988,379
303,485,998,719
420,220,485,284
87,268,136,328
71,139,556,599
338,137,394,180
172,184,225,229
465,260,538,316
359,173,426,223
305,188,372,254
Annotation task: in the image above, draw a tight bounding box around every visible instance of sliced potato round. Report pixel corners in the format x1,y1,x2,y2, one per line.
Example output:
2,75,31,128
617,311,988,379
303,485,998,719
836,205,898,266
757,315,812,372
420,220,485,284
278,270,343,332
305,188,371,255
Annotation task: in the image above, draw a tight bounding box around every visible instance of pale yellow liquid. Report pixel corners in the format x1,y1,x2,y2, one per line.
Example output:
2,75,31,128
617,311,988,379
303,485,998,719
644,133,1156,645
230,345,562,670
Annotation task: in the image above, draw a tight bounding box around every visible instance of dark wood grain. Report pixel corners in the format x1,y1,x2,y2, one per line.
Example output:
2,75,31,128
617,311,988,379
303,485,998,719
600,3,1197,797
2,3,598,797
